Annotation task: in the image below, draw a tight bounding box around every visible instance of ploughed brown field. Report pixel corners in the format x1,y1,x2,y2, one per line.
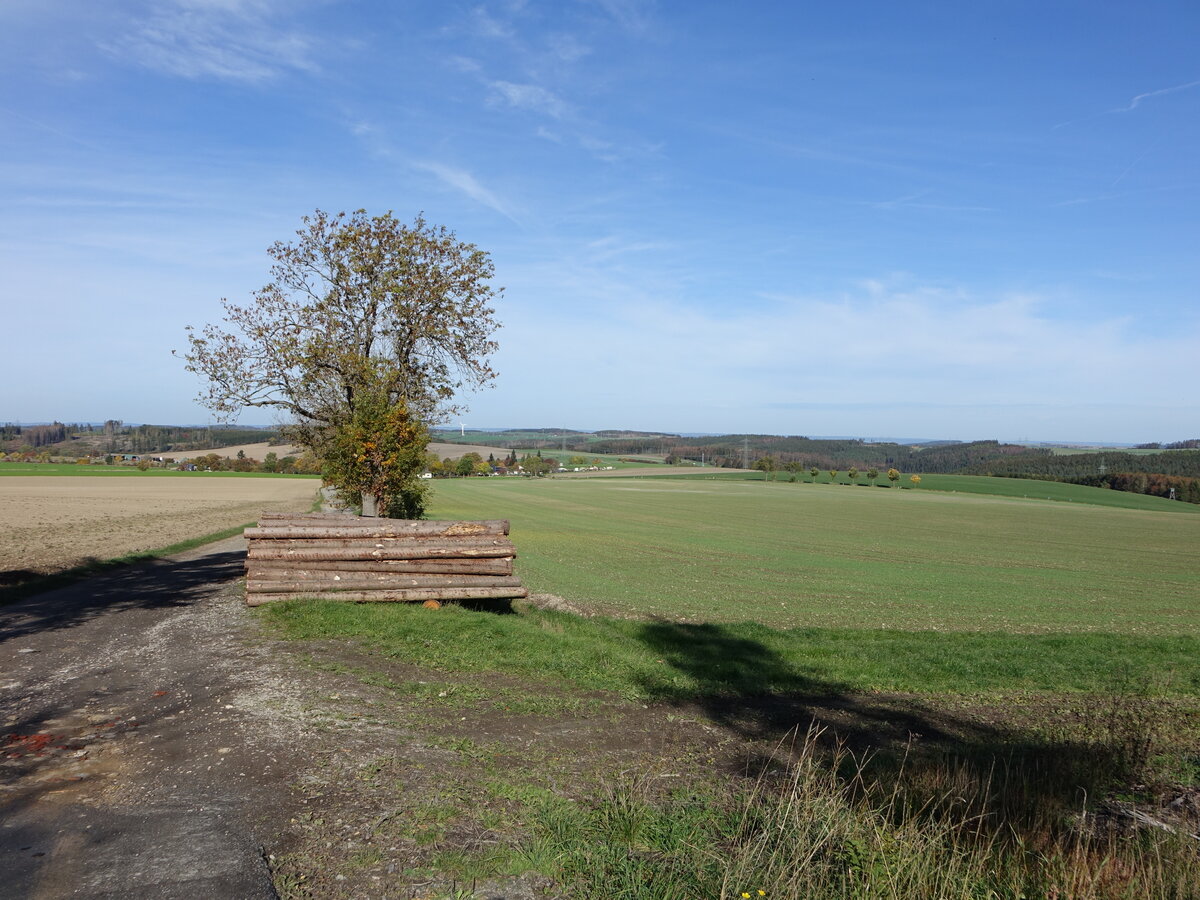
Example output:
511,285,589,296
158,440,510,462
0,476,318,579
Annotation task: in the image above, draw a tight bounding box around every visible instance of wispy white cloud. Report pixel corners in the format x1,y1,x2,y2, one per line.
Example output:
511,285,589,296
1050,181,1199,207
868,191,994,213
547,33,591,62
104,0,318,83
470,5,515,40
588,0,655,37
0,105,105,151
447,55,483,74
484,261,1199,438
1110,78,1200,113
489,80,571,119
411,160,519,224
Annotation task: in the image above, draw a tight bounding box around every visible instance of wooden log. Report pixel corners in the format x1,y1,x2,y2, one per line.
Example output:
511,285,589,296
243,519,510,539
246,575,523,593
246,545,514,561
256,512,354,520
245,535,515,550
243,558,513,575
246,586,529,606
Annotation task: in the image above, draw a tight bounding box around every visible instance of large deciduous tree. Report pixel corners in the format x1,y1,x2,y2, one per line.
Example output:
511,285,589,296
180,210,501,517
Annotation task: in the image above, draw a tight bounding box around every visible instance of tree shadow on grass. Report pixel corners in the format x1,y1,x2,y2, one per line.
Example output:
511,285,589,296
0,550,246,643
632,619,1184,837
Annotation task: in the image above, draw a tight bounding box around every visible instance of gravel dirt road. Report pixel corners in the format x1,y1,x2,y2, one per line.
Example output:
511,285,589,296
0,536,310,898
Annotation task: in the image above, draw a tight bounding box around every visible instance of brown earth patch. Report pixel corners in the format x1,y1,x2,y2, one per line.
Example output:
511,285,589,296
0,476,318,579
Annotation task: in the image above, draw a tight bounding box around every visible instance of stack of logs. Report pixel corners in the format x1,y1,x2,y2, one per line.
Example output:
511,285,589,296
243,513,527,606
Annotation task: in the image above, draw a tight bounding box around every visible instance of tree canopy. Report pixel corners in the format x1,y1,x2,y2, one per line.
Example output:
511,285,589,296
181,210,501,516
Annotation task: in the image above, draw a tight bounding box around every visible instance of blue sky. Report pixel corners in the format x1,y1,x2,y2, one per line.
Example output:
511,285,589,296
2,1,1197,442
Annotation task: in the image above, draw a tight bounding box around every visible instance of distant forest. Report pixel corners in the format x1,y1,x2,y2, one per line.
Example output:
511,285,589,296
439,431,1200,506
1,422,281,454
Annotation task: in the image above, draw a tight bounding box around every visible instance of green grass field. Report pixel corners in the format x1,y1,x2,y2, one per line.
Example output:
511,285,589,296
425,477,1200,635
262,469,1200,897
644,468,1199,514
0,463,319,478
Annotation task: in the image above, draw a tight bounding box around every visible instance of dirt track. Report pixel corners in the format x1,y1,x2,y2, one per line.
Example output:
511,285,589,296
1,537,296,897
0,476,318,580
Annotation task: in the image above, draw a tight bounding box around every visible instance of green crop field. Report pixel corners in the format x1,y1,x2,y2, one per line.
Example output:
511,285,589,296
426,476,1200,635
633,468,1198,514
266,463,1200,897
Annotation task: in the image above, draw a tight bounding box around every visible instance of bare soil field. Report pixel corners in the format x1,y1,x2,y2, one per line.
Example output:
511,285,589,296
159,439,510,462
157,441,304,461
427,439,515,460
0,476,318,580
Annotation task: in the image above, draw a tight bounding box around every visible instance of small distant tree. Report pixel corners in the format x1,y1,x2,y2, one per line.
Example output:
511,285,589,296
867,467,879,486
262,451,279,473
456,452,484,477
887,467,901,486
847,467,859,483
910,474,922,487
809,466,819,482
754,455,777,481
232,455,259,472
828,469,839,483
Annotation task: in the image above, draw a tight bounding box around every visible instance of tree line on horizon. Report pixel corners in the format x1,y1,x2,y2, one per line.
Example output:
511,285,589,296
1,421,283,455
453,432,1200,506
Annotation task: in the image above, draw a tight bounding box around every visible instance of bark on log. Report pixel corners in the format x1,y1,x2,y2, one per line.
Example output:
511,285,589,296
244,516,523,607
245,574,523,591
246,535,514,549
245,586,529,607
257,513,502,527
246,545,514,561
243,520,509,540
243,558,513,575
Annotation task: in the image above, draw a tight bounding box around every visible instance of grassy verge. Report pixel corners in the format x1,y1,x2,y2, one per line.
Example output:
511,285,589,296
0,522,255,605
262,601,1200,899
261,600,1200,699
509,732,1200,900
